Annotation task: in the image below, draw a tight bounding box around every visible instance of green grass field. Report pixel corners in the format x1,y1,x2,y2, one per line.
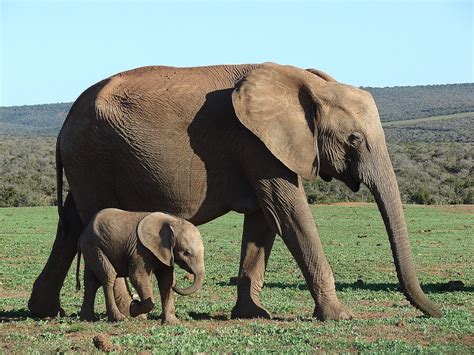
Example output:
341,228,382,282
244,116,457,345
0,204,472,352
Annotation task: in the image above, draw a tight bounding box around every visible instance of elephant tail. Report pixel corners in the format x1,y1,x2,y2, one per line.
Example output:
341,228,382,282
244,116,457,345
56,135,64,220
75,248,81,292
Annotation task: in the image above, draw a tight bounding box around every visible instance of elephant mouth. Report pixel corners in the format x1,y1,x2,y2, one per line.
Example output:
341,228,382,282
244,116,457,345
345,159,361,192
339,169,361,192
346,178,361,192
175,260,193,274
321,169,360,192
319,172,333,182
319,162,360,192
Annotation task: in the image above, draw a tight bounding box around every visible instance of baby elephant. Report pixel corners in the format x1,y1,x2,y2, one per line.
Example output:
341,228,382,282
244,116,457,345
76,208,205,323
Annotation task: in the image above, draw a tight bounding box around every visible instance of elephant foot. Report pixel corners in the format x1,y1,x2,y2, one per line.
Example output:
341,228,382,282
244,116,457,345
130,299,154,318
313,299,353,321
107,311,126,322
129,300,142,318
80,310,99,322
162,314,180,325
28,281,62,318
231,300,272,319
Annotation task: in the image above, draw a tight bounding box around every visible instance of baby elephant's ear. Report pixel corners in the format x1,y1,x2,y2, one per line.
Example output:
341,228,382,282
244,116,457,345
137,213,175,266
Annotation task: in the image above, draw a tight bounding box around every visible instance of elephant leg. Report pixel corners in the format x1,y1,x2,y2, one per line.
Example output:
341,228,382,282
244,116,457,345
231,210,276,319
156,269,179,325
29,193,84,318
242,165,353,321
88,249,125,322
79,267,100,322
257,178,353,321
113,277,134,317
104,280,125,322
129,270,155,317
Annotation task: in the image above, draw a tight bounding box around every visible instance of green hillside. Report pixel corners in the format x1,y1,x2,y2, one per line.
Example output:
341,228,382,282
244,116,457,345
0,102,71,136
364,83,474,121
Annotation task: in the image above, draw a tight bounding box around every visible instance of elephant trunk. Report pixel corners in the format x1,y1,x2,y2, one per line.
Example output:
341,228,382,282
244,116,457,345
362,145,442,318
173,267,205,296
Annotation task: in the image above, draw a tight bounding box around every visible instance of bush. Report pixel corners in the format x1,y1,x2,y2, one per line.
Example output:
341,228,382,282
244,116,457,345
408,186,434,205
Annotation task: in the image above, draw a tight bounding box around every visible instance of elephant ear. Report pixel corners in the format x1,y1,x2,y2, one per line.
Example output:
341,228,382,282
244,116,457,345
232,62,319,180
306,68,337,83
137,213,175,266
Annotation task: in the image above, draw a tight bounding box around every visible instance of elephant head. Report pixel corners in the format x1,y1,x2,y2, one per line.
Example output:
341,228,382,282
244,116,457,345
232,62,441,318
137,212,205,296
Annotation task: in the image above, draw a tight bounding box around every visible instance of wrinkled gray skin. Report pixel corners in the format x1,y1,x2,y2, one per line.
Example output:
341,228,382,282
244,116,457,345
77,209,205,323
29,62,441,320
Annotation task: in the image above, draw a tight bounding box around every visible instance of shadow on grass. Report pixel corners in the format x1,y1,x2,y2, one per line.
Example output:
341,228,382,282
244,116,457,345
186,311,307,322
0,308,31,322
218,280,472,293
144,312,230,322
0,309,83,323
337,281,472,293
187,312,229,321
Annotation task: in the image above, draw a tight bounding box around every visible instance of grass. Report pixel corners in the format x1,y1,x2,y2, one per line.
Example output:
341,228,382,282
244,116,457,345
0,204,472,352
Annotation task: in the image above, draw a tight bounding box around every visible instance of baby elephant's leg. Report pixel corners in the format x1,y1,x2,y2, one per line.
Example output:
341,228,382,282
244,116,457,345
156,268,179,325
114,277,134,316
79,267,100,321
88,249,125,322
129,269,155,317
103,279,125,322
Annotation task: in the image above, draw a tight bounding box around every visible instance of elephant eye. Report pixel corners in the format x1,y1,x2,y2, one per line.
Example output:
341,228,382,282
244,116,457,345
348,132,364,148
183,249,191,257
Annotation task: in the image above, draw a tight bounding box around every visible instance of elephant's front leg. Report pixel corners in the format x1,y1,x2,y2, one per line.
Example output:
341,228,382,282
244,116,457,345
231,210,276,319
256,176,353,321
129,269,155,318
113,277,134,316
156,268,179,325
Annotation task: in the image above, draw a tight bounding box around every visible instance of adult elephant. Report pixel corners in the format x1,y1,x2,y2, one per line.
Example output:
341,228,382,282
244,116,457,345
28,63,441,320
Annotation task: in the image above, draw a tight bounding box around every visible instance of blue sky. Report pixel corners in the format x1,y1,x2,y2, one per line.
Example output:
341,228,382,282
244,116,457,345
1,0,472,106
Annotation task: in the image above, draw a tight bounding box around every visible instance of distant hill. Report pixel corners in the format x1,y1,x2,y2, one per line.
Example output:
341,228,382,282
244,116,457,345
1,83,473,136
0,102,72,136
364,83,474,121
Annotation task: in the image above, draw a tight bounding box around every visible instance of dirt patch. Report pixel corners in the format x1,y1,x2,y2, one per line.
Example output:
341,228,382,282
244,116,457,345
93,333,119,352
0,286,29,299
418,263,471,277
356,311,398,320
355,323,474,347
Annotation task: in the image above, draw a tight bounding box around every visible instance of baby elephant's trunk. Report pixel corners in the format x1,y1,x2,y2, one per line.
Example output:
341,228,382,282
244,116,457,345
173,269,205,296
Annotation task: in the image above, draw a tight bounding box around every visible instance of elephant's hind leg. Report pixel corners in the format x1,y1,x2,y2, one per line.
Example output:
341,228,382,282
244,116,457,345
88,248,125,322
231,210,276,319
28,193,84,318
113,277,134,317
80,268,100,321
